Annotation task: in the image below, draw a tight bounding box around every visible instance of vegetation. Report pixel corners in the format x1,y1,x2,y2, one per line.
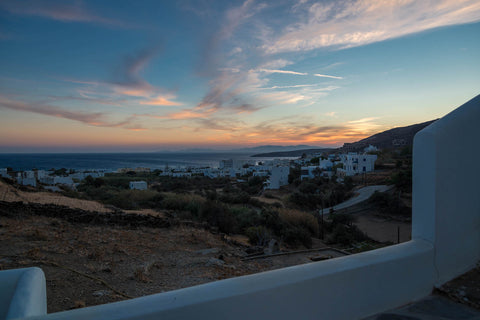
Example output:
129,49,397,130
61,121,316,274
288,177,354,210
368,191,410,216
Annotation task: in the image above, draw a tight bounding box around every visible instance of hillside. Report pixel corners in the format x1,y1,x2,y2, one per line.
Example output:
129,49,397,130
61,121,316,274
338,119,437,153
252,119,437,157
251,148,334,158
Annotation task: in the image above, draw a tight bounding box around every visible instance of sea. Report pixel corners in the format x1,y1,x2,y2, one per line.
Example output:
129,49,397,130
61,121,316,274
0,153,295,171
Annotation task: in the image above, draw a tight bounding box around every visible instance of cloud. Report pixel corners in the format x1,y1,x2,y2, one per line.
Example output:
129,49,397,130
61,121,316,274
110,45,162,97
262,0,480,54
313,73,343,79
269,84,318,89
61,46,183,106
0,96,142,129
139,94,183,106
256,69,308,76
348,117,379,124
0,0,128,28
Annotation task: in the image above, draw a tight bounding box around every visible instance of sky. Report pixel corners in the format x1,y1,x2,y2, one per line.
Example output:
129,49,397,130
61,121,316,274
0,0,479,152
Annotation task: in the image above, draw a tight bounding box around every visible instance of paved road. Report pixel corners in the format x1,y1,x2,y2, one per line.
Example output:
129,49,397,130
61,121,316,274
322,185,392,214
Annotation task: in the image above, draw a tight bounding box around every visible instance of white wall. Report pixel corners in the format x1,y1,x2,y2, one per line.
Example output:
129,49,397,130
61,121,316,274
0,268,46,320
413,94,480,285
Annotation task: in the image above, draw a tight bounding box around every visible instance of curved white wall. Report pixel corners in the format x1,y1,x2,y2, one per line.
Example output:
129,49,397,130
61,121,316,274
413,94,480,285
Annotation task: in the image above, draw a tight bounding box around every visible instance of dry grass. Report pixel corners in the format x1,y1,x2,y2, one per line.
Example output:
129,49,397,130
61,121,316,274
277,208,319,236
0,181,112,212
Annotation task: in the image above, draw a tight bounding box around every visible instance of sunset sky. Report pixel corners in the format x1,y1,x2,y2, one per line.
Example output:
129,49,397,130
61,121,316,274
0,0,479,152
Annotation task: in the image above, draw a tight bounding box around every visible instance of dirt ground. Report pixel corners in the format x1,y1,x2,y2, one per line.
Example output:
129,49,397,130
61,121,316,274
0,181,113,213
353,212,411,243
436,264,480,311
1,210,349,313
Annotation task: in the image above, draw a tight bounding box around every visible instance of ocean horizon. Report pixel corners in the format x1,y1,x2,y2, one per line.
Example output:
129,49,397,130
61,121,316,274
0,152,296,171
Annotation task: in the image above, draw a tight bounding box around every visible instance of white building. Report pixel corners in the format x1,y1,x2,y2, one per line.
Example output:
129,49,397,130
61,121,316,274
265,166,290,189
0,168,9,178
219,159,250,170
300,166,321,180
338,153,377,176
319,159,334,170
36,170,48,180
16,171,37,187
253,171,269,177
129,181,147,190
364,144,378,153
53,176,74,187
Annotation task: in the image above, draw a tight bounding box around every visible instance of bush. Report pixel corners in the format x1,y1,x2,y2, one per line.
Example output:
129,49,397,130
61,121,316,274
200,201,236,234
245,226,271,246
106,189,163,210
219,190,251,204
368,191,410,216
230,207,261,232
161,193,204,213
283,226,312,248
277,208,319,237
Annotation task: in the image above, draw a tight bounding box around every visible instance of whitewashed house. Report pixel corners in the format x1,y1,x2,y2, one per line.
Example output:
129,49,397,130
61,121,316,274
129,181,147,190
253,171,269,177
364,144,378,153
0,168,9,178
338,153,377,176
319,159,334,170
36,170,47,180
265,166,290,189
300,166,321,180
16,171,37,187
53,176,74,187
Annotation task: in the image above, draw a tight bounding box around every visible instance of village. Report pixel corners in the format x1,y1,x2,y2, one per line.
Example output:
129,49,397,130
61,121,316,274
1,145,379,192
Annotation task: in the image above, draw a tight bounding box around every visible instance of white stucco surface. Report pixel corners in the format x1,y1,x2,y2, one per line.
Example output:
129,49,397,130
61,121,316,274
0,268,46,320
413,94,480,285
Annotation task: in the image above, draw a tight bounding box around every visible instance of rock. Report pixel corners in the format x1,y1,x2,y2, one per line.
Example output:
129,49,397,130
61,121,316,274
206,257,225,267
92,290,111,297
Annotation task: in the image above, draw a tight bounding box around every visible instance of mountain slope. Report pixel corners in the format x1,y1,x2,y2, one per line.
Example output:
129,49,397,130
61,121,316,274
338,119,437,153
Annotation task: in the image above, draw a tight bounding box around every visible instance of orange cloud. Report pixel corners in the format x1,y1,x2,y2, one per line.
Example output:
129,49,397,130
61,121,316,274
140,95,182,106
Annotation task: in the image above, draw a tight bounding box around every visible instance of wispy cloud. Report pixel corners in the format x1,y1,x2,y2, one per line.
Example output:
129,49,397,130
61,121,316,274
256,69,308,76
61,46,183,107
0,0,129,28
0,96,143,129
314,73,343,79
139,94,183,106
263,0,480,54
110,45,162,97
269,84,317,89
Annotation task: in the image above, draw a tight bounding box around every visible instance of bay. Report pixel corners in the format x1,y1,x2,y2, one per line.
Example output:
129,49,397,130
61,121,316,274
0,153,294,171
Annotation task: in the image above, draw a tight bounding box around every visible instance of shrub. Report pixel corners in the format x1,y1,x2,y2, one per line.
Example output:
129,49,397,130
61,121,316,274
368,191,410,216
277,208,319,237
230,206,261,232
200,200,236,234
219,191,251,204
161,193,204,213
283,226,312,248
106,189,163,210
245,226,271,246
